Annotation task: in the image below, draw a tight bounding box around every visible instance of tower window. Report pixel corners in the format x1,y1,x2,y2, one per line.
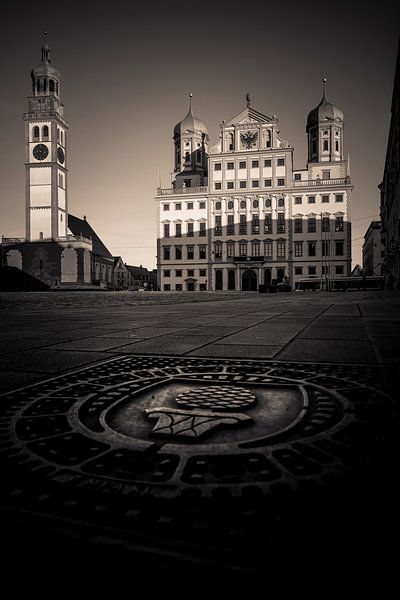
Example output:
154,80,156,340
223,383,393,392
43,79,47,92
60,213,63,222
49,79,55,93
42,125,49,140
56,82,59,95
323,140,329,151
33,126,40,141
335,141,339,152
60,131,64,145
185,152,190,163
36,79,40,92
196,150,201,163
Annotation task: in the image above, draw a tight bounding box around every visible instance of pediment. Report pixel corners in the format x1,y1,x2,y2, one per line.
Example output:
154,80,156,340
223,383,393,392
224,107,276,126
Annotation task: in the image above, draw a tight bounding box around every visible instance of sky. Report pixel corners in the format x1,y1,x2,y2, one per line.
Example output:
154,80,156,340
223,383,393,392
0,1,399,269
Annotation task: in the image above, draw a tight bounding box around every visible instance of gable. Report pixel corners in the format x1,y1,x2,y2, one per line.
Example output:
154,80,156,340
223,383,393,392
224,107,275,126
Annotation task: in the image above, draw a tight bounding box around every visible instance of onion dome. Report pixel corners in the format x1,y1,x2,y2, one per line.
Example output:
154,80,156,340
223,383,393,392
174,94,208,137
307,78,343,130
31,33,61,92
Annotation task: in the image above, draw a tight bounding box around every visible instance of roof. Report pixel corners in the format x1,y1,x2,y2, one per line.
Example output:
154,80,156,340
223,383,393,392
68,214,113,259
307,92,344,130
174,98,208,137
126,265,152,278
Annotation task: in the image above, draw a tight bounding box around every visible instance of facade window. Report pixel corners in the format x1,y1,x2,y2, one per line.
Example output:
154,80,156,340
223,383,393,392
239,241,247,256
321,195,329,203
277,178,285,186
227,162,234,169
33,126,40,140
264,179,272,187
308,266,316,275
175,203,182,210
187,222,194,237
214,163,221,171
277,158,285,166
252,215,260,234
294,173,301,181
240,181,247,188
227,182,234,189
294,241,303,257
277,213,285,233
265,197,272,208
228,133,234,151
252,180,259,188
239,161,246,169
175,246,182,260
264,159,271,167
214,243,222,259
187,270,195,277
227,242,235,258
163,270,170,277
228,201,234,209
322,169,330,179
277,240,286,258
251,242,260,257
308,218,316,233
294,218,303,233
322,217,330,232
164,284,171,291
176,270,182,277
215,215,222,236
335,194,344,203
295,266,303,275
253,199,259,209
264,240,272,258
215,183,222,190
252,160,259,168
294,196,302,205
199,269,207,277
42,125,49,139
164,224,170,238
175,284,183,291
335,265,344,275
335,240,344,256
199,283,207,291
215,201,221,210
264,214,272,233
227,214,234,235
322,241,330,256
335,216,344,231
308,242,316,257
175,223,182,237
308,196,316,204
199,222,206,236
240,200,247,209
278,197,285,207
239,214,247,235
163,247,170,260
199,245,206,259
163,204,170,211
196,150,201,163
335,141,339,152
185,152,190,163
323,140,329,151
187,246,194,260
199,201,206,209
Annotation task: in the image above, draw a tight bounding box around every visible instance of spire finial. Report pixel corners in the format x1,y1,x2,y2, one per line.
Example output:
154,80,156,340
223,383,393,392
189,92,193,112
322,77,327,99
41,31,50,64
246,92,251,107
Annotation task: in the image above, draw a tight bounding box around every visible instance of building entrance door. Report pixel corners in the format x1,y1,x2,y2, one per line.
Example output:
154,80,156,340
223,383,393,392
242,269,257,291
264,268,272,285
277,268,285,283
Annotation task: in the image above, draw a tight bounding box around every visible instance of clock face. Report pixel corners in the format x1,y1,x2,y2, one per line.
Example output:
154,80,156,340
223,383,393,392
240,130,259,149
32,144,49,161
57,147,65,164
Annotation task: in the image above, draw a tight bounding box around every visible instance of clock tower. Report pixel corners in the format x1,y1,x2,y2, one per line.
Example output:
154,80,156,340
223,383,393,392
24,34,68,242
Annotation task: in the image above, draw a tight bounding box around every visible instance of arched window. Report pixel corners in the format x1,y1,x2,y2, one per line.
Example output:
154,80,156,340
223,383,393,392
253,199,259,209
36,79,40,92
196,150,201,163
43,79,47,92
56,82,59,95
33,126,40,141
228,133,234,151
228,269,235,290
278,197,285,207
266,130,272,148
323,140,329,151
335,140,339,152
228,201,234,209
215,269,223,290
60,131,64,145
57,128,60,141
42,125,49,140
49,79,54,92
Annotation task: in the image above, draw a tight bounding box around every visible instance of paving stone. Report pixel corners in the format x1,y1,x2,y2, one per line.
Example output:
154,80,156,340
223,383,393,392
188,344,282,358
276,339,377,363
0,349,114,373
298,327,368,340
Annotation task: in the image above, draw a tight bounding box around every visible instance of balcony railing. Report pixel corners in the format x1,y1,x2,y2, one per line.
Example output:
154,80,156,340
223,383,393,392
1,237,25,244
158,186,208,195
233,256,265,262
293,177,351,187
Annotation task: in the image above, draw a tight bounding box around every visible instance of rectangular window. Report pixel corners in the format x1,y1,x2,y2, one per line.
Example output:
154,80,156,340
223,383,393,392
163,270,170,277
264,240,272,258
187,270,195,277
308,218,316,233
308,266,316,275
199,245,206,259
175,270,182,277
199,283,207,291
322,217,330,232
175,223,182,237
252,215,260,234
277,241,286,258
199,269,207,277
240,181,247,188
175,246,182,260
175,203,182,210
294,241,303,257
277,178,285,186
322,241,330,256
294,196,302,204
214,244,222,259
227,214,234,235
335,216,344,231
239,161,246,169
252,180,259,188
335,194,344,203
215,215,222,236
187,222,194,237
251,242,260,257
321,195,329,203
227,162,234,169
308,196,316,204
294,218,303,233
252,160,259,168
184,179,191,188
277,158,285,166
199,222,206,236
322,170,330,179
264,159,272,167
214,183,222,190
164,224,170,238
199,201,206,209
163,247,170,260
277,213,285,233
295,266,303,275
335,240,344,256
175,284,182,291
227,182,234,189
163,204,170,211
239,242,247,256
308,242,316,257
227,242,234,258
264,214,272,234
264,179,272,187
163,284,171,291
214,163,222,171
187,246,194,260
294,173,301,181
335,265,344,275
187,202,193,209
240,214,247,235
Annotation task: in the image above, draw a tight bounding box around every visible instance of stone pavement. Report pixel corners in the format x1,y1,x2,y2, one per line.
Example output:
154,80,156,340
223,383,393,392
0,290,399,588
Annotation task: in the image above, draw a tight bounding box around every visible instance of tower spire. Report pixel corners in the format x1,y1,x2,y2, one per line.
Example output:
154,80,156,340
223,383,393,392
322,77,327,100
188,92,193,114
246,92,251,107
41,31,51,64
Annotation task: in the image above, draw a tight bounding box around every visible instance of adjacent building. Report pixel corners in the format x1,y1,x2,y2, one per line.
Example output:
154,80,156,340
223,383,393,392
156,85,352,291
363,221,384,276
